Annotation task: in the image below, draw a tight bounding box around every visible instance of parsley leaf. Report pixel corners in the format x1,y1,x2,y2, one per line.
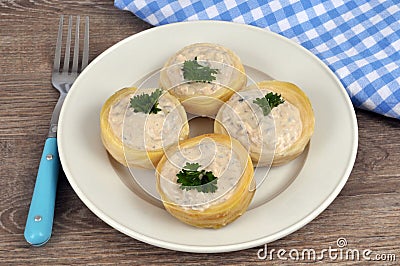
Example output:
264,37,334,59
182,57,219,83
129,89,163,114
176,162,218,193
253,92,285,116
183,162,201,171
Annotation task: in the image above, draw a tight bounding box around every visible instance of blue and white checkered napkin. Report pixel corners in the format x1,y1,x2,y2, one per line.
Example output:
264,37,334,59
115,0,400,119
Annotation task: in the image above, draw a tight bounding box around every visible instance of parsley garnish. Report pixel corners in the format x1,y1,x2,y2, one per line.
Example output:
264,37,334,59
253,92,285,116
176,162,218,193
129,89,163,114
182,57,219,83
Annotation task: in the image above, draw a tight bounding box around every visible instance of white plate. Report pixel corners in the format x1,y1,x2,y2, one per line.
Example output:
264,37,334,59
58,21,358,253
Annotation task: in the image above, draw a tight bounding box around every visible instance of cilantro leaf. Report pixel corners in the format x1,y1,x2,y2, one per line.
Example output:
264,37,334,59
183,162,201,171
129,89,163,114
253,92,285,116
176,162,218,193
182,57,219,83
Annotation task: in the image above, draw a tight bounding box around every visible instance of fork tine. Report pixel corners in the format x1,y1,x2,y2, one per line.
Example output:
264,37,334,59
71,16,80,73
62,16,73,73
81,16,89,71
53,15,64,72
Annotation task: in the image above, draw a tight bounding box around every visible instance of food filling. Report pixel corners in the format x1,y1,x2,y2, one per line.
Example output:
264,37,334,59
220,89,302,155
158,139,243,210
165,44,236,95
108,88,185,151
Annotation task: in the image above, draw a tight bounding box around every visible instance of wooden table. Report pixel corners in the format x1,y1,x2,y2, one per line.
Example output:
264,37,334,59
1,1,399,265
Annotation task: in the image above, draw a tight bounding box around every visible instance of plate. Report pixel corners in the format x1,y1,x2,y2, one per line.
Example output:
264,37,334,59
58,21,358,253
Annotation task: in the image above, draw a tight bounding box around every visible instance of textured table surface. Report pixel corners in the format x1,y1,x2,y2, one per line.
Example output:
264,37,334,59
0,1,399,265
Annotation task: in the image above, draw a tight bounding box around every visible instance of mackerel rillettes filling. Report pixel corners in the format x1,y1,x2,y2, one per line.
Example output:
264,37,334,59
108,88,185,151
220,89,302,156
164,44,236,95
158,139,243,211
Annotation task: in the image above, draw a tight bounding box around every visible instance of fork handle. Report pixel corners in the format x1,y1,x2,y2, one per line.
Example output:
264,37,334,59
24,137,60,246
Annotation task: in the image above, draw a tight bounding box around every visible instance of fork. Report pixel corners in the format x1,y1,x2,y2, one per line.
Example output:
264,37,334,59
24,15,89,246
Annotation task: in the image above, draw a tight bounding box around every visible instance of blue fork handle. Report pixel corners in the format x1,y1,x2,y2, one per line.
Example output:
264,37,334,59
24,137,60,246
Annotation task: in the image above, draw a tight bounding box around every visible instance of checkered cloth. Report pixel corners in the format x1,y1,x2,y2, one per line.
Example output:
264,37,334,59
115,0,400,119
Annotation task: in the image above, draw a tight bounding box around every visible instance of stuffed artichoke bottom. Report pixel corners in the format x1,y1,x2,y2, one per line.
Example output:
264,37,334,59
215,80,314,166
156,134,255,228
100,87,189,169
159,43,247,116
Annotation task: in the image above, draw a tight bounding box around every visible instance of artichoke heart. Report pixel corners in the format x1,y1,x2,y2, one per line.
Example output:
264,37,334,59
215,80,315,166
100,87,189,169
156,133,255,228
159,43,247,116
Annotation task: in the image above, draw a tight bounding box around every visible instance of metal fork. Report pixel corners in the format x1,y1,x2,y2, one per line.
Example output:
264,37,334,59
24,15,89,246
